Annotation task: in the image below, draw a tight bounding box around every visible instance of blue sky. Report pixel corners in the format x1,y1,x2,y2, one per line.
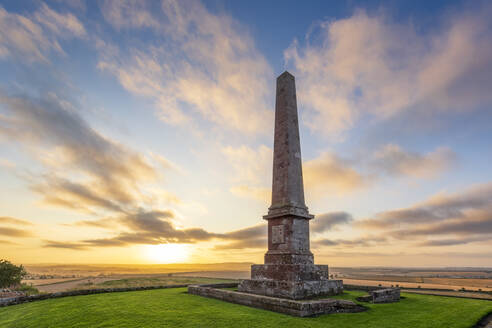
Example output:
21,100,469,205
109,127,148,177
0,0,491,266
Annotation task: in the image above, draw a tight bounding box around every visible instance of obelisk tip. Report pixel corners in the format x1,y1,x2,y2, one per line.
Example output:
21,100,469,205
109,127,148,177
277,71,294,80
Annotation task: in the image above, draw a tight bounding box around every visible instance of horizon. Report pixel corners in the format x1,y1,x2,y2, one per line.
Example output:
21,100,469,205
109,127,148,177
20,262,492,270
1,0,491,267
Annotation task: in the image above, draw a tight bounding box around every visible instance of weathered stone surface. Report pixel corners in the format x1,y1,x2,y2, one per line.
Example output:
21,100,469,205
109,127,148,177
238,71,342,300
268,71,310,218
188,284,363,317
251,264,328,281
238,279,343,300
370,288,400,303
355,288,400,303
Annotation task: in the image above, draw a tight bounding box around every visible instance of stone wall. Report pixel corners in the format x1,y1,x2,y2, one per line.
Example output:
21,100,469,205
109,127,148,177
0,284,188,307
239,278,343,300
188,284,364,317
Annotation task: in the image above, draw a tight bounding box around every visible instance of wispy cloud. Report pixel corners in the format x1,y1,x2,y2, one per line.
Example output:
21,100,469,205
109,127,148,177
98,0,273,134
371,144,456,178
0,216,33,226
223,143,455,200
100,0,159,30
34,3,86,38
313,236,387,248
222,145,272,201
0,227,32,238
286,4,492,137
0,216,34,240
0,92,168,214
0,3,85,62
304,152,368,196
357,183,492,229
354,182,492,247
311,212,353,234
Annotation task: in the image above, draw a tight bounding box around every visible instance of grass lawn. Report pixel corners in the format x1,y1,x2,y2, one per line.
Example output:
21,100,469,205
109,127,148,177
0,288,490,328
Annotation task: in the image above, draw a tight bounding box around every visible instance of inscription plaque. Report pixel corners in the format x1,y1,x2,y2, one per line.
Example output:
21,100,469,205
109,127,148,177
271,225,285,244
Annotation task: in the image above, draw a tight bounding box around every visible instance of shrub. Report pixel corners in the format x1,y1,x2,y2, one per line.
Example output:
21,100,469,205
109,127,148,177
0,259,27,288
17,283,39,295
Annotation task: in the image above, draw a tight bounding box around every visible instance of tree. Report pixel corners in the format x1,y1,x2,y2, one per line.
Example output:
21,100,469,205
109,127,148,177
0,260,27,288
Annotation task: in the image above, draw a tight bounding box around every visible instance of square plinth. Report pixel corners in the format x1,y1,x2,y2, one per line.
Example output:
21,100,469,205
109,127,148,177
188,283,362,317
238,278,343,300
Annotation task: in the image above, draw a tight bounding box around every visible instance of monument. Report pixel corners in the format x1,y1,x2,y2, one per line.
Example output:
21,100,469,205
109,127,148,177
238,71,343,299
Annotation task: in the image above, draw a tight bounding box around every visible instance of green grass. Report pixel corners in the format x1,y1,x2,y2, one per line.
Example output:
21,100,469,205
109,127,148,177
0,288,490,328
92,276,236,288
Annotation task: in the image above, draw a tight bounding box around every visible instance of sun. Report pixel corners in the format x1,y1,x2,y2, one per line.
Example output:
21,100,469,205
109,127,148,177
144,244,190,264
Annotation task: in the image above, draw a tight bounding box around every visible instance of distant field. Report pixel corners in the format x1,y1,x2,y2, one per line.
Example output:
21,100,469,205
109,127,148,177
0,288,491,327
32,276,236,293
343,276,492,288
343,278,492,292
82,276,237,289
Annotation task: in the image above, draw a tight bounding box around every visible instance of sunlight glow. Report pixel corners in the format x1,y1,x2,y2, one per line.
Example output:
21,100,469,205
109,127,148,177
144,244,190,264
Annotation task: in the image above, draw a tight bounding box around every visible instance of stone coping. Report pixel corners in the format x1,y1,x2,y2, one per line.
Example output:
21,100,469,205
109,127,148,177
0,284,189,307
188,283,365,317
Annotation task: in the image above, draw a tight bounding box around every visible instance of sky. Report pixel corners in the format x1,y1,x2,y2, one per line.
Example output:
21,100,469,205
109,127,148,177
0,0,491,267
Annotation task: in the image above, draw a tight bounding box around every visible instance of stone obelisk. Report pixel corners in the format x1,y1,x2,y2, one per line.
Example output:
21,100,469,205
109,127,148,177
238,71,343,300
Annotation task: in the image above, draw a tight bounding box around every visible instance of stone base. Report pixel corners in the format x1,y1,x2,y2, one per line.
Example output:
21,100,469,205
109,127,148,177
356,288,400,303
370,288,400,303
188,284,363,317
238,279,343,300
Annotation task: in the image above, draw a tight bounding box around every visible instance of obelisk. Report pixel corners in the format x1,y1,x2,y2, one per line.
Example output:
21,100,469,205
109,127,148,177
238,71,343,300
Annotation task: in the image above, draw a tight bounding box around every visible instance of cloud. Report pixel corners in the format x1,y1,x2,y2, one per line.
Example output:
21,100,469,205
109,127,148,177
223,143,454,200
395,210,492,237
285,5,492,137
311,212,353,234
303,144,455,197
100,0,159,30
213,238,266,250
0,3,85,62
43,240,88,250
34,3,86,38
353,182,492,248
1,91,189,251
53,214,267,250
313,236,387,248
357,183,492,229
371,144,456,178
222,145,272,201
0,227,32,238
310,183,492,251
229,186,270,202
47,209,224,249
71,218,116,229
304,153,368,196
0,240,18,245
214,224,267,250
98,0,273,134
0,216,33,226
417,236,491,247
0,92,167,213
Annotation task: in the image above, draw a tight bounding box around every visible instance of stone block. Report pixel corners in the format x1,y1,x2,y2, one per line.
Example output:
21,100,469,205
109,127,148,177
238,278,343,300
188,284,363,317
369,288,400,303
251,264,328,281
